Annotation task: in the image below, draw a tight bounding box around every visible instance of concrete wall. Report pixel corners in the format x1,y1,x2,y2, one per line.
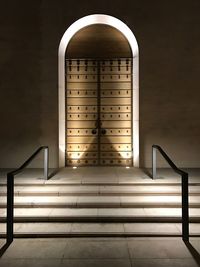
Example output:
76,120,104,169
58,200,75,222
0,0,200,168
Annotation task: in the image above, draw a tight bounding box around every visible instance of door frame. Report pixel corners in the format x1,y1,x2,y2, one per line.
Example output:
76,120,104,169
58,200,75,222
58,14,139,167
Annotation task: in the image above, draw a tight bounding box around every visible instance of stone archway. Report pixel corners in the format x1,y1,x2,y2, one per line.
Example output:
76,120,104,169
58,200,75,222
58,14,139,167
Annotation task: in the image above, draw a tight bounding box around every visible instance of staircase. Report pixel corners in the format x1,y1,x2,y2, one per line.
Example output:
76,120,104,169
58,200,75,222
1,167,200,237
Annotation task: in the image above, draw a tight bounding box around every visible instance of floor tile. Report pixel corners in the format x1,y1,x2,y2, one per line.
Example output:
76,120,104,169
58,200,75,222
61,259,131,267
0,238,6,247
0,259,62,267
63,240,129,259
2,239,67,258
131,258,199,267
128,238,192,259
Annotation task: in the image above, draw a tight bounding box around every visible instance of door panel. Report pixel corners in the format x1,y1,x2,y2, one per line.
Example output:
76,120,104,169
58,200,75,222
100,136,131,143
100,152,132,158
66,58,132,167
68,66,97,75
67,121,97,129
101,98,131,105
100,105,131,113
101,129,131,136
67,98,97,106
101,120,131,128
67,144,98,151
100,74,131,82
68,74,97,82
100,67,130,75
67,136,97,144
67,82,97,90
67,90,97,98
99,59,132,166
100,113,131,120
67,129,95,136
66,159,98,166
67,114,98,120
101,82,131,89
66,59,98,166
67,106,97,113
101,90,131,97
101,144,132,152
100,159,132,166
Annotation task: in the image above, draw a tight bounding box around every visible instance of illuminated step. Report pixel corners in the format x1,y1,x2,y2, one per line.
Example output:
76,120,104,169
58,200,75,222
0,195,200,208
0,208,200,222
1,185,200,196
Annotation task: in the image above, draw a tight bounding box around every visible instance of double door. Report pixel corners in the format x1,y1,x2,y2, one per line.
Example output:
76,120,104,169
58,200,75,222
66,58,132,166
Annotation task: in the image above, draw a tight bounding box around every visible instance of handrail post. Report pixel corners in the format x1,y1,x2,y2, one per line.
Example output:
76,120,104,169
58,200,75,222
152,146,156,179
182,172,189,242
5,146,49,246
7,173,14,244
152,145,189,241
44,147,49,180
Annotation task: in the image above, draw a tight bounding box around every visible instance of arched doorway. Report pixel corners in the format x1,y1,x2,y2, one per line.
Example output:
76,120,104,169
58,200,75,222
58,14,139,168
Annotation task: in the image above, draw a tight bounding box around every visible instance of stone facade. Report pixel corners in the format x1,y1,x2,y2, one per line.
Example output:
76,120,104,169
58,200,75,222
0,0,200,168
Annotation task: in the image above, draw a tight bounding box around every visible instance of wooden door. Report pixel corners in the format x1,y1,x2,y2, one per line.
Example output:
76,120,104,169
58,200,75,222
66,58,132,167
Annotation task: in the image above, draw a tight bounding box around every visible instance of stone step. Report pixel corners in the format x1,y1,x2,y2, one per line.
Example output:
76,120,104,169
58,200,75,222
0,207,200,222
0,195,200,208
1,182,199,186
1,184,200,196
0,222,200,237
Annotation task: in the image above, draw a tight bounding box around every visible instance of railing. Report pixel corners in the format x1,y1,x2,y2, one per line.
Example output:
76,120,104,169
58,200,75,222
152,144,189,241
6,146,49,244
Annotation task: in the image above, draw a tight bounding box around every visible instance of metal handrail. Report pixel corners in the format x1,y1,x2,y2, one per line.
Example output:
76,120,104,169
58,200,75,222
152,144,189,241
6,146,49,244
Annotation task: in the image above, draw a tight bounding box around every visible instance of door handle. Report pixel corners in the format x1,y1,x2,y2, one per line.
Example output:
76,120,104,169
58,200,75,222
92,129,106,135
101,129,106,135
92,129,97,135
